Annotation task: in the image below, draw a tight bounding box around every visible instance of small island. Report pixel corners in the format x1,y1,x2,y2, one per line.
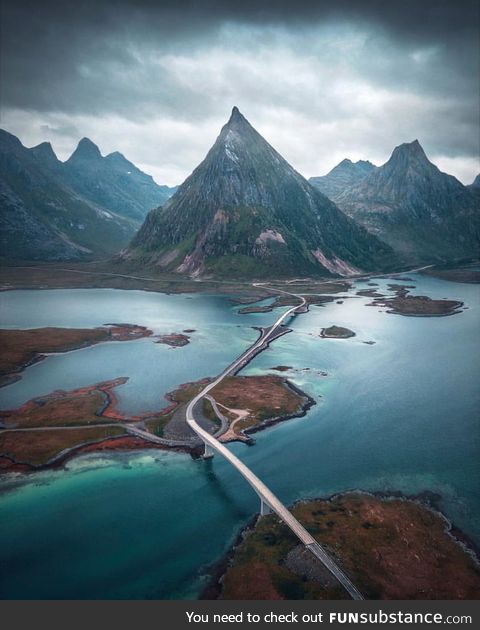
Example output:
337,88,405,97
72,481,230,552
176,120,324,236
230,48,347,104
320,325,356,339
238,305,274,314
368,285,463,317
150,374,314,444
206,493,480,600
156,332,191,347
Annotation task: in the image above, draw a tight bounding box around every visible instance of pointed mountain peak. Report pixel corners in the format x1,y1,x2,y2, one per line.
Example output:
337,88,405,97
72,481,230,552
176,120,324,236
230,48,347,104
30,141,59,163
229,106,243,122
68,137,102,162
223,106,252,134
208,107,273,167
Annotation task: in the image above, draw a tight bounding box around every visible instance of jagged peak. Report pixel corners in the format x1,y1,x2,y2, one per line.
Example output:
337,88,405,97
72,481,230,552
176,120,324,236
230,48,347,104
391,139,427,160
30,141,59,162
326,158,375,177
228,106,243,122
221,106,253,137
68,137,102,162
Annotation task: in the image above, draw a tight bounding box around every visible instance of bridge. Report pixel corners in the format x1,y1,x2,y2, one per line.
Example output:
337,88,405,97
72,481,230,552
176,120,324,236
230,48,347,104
185,287,364,601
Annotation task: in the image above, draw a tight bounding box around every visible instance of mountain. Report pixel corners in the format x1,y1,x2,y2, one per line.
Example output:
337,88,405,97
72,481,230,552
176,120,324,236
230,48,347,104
64,138,176,222
469,174,480,189
0,130,135,260
309,159,376,200
125,107,395,278
0,130,176,261
334,140,480,263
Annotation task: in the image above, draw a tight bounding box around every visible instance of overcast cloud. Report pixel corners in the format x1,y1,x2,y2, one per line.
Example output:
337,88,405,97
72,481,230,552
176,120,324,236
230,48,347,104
1,0,478,185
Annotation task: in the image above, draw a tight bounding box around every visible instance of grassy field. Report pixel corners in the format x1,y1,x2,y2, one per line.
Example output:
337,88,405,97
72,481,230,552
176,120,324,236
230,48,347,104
0,425,126,466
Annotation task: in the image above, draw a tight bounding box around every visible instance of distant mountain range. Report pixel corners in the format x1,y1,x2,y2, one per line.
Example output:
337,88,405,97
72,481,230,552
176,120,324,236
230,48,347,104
0,130,176,261
1,114,478,275
323,140,479,263
309,159,376,199
124,107,395,278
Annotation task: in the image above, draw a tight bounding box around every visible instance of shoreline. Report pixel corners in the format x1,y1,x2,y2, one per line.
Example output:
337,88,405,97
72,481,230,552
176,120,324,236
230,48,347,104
0,324,153,389
0,373,315,474
201,489,480,600
240,379,316,441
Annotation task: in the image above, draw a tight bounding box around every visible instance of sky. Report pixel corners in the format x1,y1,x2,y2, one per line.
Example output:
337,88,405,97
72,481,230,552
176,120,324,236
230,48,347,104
1,0,479,186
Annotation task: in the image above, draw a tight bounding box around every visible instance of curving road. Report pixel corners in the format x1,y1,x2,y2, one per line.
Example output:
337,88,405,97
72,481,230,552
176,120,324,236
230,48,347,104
185,287,364,600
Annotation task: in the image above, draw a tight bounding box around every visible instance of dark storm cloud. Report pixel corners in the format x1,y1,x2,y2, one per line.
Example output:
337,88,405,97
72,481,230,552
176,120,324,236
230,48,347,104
1,0,478,184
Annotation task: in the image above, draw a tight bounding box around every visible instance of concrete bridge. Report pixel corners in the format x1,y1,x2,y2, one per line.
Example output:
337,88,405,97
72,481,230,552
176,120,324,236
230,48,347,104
185,287,364,601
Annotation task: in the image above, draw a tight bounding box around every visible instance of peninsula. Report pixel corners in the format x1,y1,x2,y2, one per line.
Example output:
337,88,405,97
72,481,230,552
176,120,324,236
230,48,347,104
0,324,152,387
208,493,480,600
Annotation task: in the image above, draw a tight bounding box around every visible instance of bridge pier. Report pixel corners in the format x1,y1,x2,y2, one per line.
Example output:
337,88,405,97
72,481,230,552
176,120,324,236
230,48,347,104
260,498,271,516
203,442,214,459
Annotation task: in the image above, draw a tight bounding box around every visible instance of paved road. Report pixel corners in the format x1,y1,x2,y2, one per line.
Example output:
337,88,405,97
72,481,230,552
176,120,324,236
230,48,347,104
185,287,364,601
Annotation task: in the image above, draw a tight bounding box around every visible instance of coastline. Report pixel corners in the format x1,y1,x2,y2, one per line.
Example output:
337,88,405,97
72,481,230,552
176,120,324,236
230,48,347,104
201,489,480,600
0,324,153,388
0,374,316,474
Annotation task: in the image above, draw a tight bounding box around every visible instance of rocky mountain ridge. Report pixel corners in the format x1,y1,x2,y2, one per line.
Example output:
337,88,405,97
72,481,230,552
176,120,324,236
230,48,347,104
333,140,479,262
309,158,376,200
0,130,176,261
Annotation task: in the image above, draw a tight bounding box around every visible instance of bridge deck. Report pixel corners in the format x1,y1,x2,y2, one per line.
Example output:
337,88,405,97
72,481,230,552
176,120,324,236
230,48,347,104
185,289,364,600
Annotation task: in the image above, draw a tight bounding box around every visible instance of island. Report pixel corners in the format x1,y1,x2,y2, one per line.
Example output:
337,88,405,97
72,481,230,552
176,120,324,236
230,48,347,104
238,305,274,314
0,374,314,470
368,285,463,317
156,332,191,347
148,374,314,444
205,493,480,600
320,325,356,339
0,324,152,387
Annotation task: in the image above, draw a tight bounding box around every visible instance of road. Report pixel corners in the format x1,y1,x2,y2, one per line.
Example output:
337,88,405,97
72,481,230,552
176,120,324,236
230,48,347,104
4,263,432,598
185,286,364,601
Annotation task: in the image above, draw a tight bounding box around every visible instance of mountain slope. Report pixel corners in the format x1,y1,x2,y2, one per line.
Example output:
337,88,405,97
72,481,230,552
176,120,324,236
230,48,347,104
0,130,176,261
126,107,395,278
64,138,176,223
309,159,376,200
335,140,479,262
469,174,480,189
0,130,137,260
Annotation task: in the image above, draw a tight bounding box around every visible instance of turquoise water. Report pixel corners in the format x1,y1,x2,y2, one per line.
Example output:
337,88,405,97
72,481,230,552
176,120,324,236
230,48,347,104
0,276,479,599
0,290,274,414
